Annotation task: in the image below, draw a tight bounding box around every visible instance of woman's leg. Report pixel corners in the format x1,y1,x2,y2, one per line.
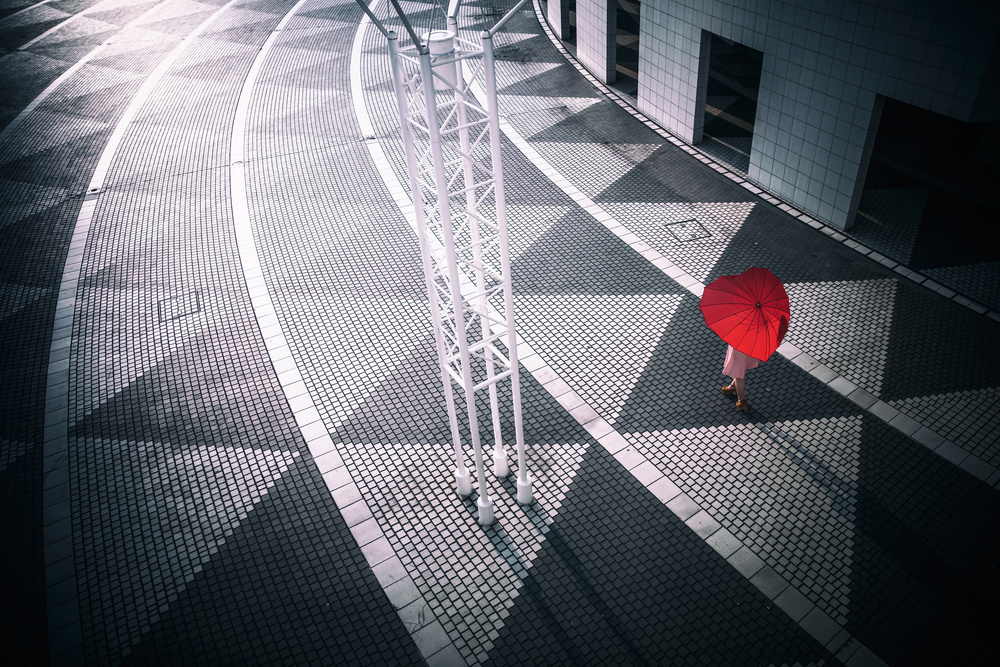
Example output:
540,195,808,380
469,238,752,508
735,377,745,402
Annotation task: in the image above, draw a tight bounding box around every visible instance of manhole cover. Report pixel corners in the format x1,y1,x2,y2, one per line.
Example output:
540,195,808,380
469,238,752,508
158,290,202,322
664,218,711,242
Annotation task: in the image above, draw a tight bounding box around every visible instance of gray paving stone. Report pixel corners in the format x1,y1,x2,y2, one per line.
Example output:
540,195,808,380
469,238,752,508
4,2,999,665
630,459,663,485
647,476,682,504
774,585,814,622
332,482,363,508
809,364,838,384
665,492,700,521
728,546,765,578
846,643,890,667
426,643,469,667
685,509,722,539
911,426,945,449
937,440,969,465
373,556,409,588
413,621,453,659
705,527,742,559
749,565,789,599
385,577,422,609
350,516,384,547
960,454,994,482
828,375,857,396
888,411,922,436
799,606,841,646
612,445,646,470
868,400,899,422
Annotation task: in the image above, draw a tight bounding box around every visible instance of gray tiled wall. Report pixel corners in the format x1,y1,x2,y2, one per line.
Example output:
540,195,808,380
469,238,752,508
548,0,572,40
576,0,617,83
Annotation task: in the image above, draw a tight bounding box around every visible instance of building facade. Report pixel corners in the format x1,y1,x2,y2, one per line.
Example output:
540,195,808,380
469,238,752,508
545,0,1000,230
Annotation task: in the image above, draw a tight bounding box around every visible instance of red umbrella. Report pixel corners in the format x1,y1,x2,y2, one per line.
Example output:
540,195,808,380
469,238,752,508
700,267,790,362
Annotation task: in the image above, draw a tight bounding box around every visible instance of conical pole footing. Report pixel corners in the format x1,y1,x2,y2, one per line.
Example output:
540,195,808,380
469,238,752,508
517,475,533,505
456,468,472,496
493,448,509,478
477,495,495,525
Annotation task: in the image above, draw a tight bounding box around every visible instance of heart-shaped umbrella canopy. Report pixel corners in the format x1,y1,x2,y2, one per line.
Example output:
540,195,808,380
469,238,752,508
699,266,790,362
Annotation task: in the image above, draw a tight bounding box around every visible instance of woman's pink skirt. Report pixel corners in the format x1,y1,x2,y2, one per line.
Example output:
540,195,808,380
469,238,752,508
723,345,759,379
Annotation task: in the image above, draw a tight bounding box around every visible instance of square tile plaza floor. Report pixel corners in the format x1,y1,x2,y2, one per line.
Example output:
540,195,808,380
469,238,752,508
1,1,998,665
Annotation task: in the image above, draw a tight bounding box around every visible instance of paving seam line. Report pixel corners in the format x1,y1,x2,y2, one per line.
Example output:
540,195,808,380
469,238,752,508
0,0,179,145
40,1,244,663
352,7,673,664
354,5,689,663
517,1,998,490
529,0,999,325
449,46,889,667
354,4,882,665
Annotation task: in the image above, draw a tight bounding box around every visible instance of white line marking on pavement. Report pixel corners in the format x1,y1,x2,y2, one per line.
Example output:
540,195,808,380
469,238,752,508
0,0,178,145
42,1,243,663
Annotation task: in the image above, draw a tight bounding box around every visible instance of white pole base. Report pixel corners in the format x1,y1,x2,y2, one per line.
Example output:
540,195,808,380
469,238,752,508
456,467,472,497
493,448,509,478
477,495,495,525
516,475,533,505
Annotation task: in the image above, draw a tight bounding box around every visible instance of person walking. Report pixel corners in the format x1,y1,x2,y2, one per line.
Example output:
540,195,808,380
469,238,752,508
700,267,790,415
721,344,758,412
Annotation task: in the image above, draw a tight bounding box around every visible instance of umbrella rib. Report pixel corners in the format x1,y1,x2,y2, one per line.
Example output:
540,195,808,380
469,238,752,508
714,304,760,337
710,282,753,300
759,280,785,304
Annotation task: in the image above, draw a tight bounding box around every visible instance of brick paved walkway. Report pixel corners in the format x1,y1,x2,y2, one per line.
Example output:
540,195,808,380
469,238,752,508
2,1,998,665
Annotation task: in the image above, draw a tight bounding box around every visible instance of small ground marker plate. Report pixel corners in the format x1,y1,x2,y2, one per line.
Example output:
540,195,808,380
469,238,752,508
158,290,202,322
665,218,711,242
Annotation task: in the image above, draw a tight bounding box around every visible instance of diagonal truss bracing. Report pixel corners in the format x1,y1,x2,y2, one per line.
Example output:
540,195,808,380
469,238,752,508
379,12,531,525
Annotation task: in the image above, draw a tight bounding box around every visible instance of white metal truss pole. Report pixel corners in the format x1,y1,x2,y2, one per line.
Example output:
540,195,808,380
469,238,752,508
481,31,531,504
376,0,534,523
420,34,495,525
387,30,472,498
447,35,509,481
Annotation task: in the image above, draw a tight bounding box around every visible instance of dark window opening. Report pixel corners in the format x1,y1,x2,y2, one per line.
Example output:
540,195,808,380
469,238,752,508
612,0,640,103
852,98,1000,309
539,0,576,45
700,33,763,174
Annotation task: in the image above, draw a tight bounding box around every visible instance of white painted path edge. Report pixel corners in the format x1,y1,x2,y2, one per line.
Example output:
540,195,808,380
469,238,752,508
42,1,243,663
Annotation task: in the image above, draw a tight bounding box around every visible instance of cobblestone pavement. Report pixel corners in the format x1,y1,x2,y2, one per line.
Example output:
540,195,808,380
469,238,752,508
2,1,999,665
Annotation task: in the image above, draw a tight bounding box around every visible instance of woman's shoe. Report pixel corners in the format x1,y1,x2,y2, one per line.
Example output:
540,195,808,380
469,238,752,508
721,385,736,396
735,399,749,413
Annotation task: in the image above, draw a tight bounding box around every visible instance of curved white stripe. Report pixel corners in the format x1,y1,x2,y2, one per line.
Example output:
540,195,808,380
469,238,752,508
229,2,461,663
1,0,54,22
88,0,240,191
41,1,241,661
18,0,91,50
526,0,999,326
345,4,461,663
0,0,178,145
523,0,997,483
471,4,894,664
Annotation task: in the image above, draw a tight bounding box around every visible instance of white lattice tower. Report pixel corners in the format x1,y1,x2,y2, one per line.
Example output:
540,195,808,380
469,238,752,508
383,14,531,525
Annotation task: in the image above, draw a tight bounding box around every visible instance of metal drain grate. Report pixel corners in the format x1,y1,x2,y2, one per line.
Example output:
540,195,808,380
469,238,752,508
665,218,711,242
158,290,202,322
